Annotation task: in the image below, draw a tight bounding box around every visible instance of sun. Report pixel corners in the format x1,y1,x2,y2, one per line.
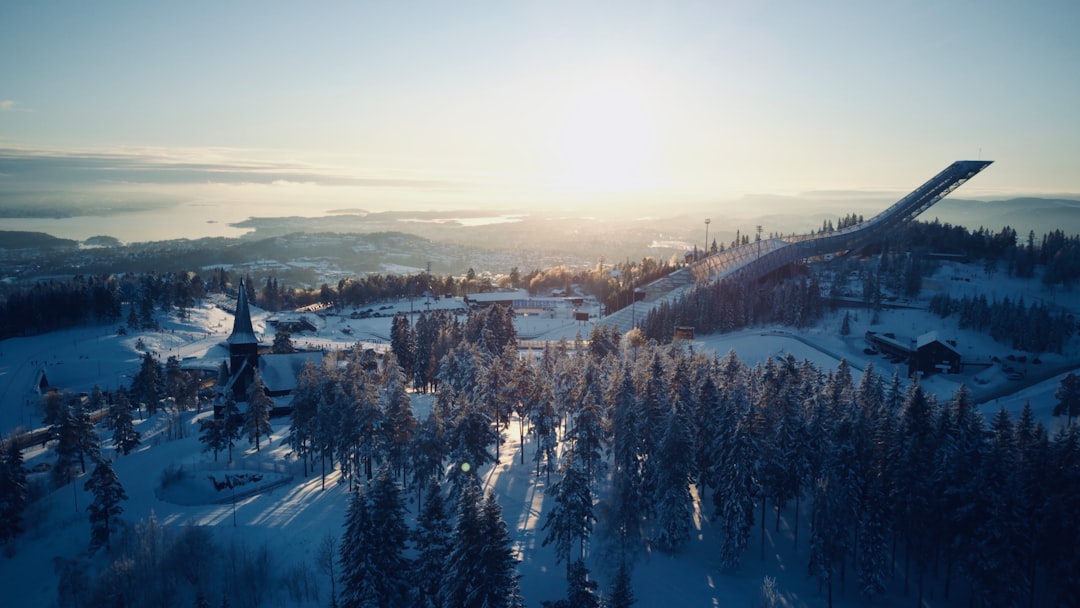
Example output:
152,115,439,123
543,67,664,193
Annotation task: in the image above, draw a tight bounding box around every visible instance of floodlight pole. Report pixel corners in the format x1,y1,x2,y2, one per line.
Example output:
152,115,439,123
704,218,711,259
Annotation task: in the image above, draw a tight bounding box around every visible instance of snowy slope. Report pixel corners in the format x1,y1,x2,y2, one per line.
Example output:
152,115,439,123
1,262,1078,607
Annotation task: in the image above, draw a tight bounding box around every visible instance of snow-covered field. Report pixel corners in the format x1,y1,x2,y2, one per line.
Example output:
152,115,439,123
1,262,1077,607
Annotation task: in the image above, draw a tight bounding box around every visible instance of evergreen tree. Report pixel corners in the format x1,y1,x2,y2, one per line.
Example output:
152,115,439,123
0,439,28,544
412,480,451,608
220,399,242,463
545,560,599,608
409,410,448,499
890,383,939,600
109,390,141,456
390,313,416,381
84,457,127,551
165,355,197,410
477,491,525,608
287,362,321,474
808,477,845,608
271,329,295,354
971,409,1026,606
607,364,643,549
380,360,417,482
339,486,377,608
244,372,273,451
52,402,99,484
710,383,758,570
1053,372,1080,426
131,352,163,415
443,478,524,608
542,451,594,568
606,560,636,608
651,405,694,553
366,466,411,607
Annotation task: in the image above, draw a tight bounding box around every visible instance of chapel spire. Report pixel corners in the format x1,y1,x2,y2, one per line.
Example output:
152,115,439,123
227,278,258,346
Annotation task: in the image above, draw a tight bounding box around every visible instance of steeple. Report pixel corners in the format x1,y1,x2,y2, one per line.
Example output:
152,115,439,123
226,278,260,400
227,278,259,346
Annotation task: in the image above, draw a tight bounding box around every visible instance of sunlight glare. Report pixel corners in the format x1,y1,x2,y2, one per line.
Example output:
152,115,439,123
545,66,664,193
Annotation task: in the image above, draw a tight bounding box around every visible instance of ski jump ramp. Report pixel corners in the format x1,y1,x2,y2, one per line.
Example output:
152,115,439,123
601,160,993,333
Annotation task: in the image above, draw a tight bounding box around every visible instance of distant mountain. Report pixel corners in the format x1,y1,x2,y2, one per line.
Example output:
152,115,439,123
926,197,1080,236
0,230,79,250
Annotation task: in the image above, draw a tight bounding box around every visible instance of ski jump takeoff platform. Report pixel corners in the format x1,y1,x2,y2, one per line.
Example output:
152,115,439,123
600,160,993,333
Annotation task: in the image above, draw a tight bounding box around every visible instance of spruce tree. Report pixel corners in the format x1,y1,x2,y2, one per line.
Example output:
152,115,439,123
84,457,127,551
109,390,141,456
412,480,451,608
131,352,163,415
652,405,693,553
244,372,273,451
0,439,28,544
606,560,636,608
366,466,411,606
339,486,377,608
1053,372,1080,426
542,451,594,568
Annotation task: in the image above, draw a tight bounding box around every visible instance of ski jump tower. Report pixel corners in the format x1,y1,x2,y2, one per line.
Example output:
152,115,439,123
599,160,993,333
689,160,994,284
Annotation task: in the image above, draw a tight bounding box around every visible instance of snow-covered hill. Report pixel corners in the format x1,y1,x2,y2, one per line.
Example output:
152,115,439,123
1,261,1077,607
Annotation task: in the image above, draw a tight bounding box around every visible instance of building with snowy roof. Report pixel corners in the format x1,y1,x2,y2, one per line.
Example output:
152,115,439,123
223,279,324,407
865,330,962,377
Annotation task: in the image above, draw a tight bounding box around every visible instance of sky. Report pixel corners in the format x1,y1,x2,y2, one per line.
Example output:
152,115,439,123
2,0,1080,225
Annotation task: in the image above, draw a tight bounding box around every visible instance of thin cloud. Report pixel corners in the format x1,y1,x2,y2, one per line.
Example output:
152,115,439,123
0,145,468,189
0,100,33,112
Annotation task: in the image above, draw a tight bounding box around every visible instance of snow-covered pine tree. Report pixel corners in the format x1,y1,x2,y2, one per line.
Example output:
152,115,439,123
412,480,451,608
286,362,321,475
607,363,643,549
542,450,594,568
634,352,669,518
338,486,377,608
220,398,242,464
442,476,524,608
567,361,607,485
109,389,141,456
446,391,497,477
606,560,636,608
1053,372,1080,426
889,382,939,600
0,438,28,544
131,352,163,415
365,465,411,606
1043,424,1080,604
52,405,83,485
379,358,416,482
651,404,693,553
477,491,524,608
935,384,985,601
408,411,448,502
970,409,1026,606
544,560,599,608
710,386,758,571
84,457,127,551
390,312,416,381
243,371,273,451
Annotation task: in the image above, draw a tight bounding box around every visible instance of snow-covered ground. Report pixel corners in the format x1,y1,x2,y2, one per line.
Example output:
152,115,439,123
1,262,1077,607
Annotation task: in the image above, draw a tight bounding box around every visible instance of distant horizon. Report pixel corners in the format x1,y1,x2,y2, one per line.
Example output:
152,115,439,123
3,189,1078,246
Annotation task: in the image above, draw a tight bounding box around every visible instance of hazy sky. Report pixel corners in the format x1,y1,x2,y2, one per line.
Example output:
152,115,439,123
2,0,1079,219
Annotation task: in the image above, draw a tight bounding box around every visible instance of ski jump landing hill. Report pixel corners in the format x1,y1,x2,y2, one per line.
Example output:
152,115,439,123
601,160,994,333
